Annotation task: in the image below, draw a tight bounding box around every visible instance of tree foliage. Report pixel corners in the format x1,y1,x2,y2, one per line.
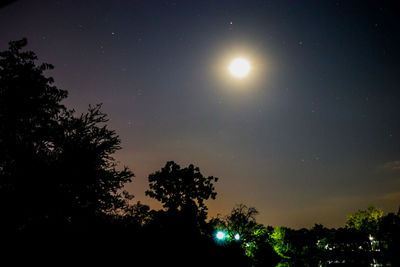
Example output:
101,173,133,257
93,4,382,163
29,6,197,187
145,161,218,218
53,104,134,216
270,226,292,259
223,204,259,241
0,39,134,232
345,205,384,233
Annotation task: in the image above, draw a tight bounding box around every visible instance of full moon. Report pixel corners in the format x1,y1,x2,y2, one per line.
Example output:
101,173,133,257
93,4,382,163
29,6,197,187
229,57,251,78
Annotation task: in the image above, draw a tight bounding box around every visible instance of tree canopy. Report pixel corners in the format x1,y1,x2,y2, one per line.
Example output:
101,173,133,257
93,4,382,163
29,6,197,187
145,161,218,218
222,204,260,241
345,205,384,234
0,39,134,232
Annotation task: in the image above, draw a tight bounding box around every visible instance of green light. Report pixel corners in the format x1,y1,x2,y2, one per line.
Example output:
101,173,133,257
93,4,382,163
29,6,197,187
216,231,226,240
234,234,240,240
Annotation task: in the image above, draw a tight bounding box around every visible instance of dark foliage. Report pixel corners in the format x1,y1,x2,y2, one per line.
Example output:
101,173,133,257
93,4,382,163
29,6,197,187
223,204,260,242
0,39,134,233
146,161,218,223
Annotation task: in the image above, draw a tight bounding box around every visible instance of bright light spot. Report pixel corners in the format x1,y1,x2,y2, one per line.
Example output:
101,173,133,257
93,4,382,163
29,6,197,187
216,231,226,240
229,57,251,78
234,234,240,240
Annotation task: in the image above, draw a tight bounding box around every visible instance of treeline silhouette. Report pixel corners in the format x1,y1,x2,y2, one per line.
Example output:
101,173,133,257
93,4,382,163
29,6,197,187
1,39,399,266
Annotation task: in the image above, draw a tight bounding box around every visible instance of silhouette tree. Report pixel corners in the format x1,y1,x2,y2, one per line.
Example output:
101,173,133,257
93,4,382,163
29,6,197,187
51,104,134,230
0,39,134,232
145,161,218,220
223,204,259,241
378,211,400,264
0,38,67,231
116,201,151,227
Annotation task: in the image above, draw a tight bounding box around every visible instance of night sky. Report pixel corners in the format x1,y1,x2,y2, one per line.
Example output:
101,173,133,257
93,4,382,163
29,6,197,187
1,0,399,228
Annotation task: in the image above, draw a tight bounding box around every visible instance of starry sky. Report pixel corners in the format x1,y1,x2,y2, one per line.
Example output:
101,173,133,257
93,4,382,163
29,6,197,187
1,0,399,228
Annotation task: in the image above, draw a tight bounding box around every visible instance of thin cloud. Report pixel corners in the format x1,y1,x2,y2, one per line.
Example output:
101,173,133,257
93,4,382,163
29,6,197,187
382,160,400,171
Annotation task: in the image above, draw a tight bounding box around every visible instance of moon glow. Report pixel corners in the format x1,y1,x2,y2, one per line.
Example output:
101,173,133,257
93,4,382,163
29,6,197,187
229,57,251,78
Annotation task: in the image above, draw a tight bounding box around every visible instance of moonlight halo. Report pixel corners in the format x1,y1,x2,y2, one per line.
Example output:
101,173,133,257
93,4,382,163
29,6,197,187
229,57,251,78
